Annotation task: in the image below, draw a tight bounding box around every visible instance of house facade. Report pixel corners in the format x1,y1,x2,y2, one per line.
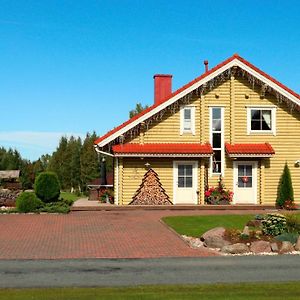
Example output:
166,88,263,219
94,54,300,205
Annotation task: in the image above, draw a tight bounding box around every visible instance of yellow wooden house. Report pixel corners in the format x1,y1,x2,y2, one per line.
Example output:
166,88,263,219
94,54,300,206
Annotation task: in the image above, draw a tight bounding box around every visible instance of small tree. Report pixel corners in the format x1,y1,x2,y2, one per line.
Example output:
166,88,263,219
35,171,60,203
16,192,43,213
276,162,294,208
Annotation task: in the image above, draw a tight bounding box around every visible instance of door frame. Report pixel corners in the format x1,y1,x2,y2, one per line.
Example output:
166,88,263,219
173,160,198,205
233,160,258,204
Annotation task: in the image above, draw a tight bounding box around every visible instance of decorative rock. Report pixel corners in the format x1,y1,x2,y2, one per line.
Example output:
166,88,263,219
204,236,230,249
294,237,300,251
182,235,204,249
270,242,279,253
246,220,262,228
279,241,294,254
250,241,272,254
221,243,250,254
200,227,226,241
242,226,250,236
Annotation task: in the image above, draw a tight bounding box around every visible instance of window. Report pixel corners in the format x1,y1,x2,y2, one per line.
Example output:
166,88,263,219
247,107,276,135
178,164,193,188
180,106,195,135
238,165,252,188
210,107,224,175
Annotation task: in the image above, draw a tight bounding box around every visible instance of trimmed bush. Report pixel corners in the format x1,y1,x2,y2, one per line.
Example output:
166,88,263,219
277,163,294,208
16,192,43,213
275,232,299,244
38,201,70,214
262,213,287,236
35,172,60,203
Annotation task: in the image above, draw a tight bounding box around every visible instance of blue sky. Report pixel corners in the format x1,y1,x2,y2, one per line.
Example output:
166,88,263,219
1,0,300,160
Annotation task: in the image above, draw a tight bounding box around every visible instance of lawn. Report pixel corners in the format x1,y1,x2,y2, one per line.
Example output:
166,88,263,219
60,191,82,202
162,214,256,237
1,283,299,300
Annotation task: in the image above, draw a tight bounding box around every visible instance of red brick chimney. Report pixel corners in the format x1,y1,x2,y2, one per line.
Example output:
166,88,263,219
153,74,172,105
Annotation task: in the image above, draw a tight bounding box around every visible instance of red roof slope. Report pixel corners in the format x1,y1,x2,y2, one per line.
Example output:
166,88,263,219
225,143,275,155
95,54,300,146
112,143,213,155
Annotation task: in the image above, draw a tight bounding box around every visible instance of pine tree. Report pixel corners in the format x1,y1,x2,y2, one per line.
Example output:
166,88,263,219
80,132,99,191
277,162,294,208
130,168,171,205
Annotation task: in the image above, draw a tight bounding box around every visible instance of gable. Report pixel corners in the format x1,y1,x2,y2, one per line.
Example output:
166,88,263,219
95,54,300,149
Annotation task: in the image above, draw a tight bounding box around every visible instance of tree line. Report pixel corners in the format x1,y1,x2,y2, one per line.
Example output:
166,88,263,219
0,132,112,192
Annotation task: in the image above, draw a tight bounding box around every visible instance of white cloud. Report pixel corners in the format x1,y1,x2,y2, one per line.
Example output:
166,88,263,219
0,131,85,161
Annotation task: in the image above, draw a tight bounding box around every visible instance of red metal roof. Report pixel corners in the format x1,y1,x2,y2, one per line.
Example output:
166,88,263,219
95,54,300,146
225,143,275,156
112,143,213,155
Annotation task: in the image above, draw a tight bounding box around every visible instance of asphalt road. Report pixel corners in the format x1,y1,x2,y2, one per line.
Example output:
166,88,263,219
1,256,300,288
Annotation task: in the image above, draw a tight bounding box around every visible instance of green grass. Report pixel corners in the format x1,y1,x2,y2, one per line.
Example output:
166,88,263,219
163,214,256,237
0,283,299,299
60,191,82,202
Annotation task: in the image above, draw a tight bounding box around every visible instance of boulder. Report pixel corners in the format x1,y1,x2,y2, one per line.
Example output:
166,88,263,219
242,226,250,236
204,236,230,249
270,242,279,253
294,236,300,251
279,241,294,254
221,243,250,254
201,227,226,241
250,241,272,254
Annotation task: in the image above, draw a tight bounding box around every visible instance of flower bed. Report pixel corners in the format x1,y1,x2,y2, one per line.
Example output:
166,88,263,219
205,176,233,205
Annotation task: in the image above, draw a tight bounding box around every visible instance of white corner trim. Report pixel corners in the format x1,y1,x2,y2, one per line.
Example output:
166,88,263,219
115,157,119,205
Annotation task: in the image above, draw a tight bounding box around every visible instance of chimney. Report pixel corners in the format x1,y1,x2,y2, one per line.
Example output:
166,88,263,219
153,74,172,105
204,60,209,73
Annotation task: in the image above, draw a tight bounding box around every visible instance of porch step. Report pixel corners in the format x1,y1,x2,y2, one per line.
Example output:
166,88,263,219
71,204,277,212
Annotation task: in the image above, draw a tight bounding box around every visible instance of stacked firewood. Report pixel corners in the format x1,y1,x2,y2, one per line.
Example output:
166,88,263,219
130,168,172,205
0,189,21,207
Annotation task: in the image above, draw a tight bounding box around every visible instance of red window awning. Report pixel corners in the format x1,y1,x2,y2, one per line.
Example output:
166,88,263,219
112,143,213,157
225,143,275,158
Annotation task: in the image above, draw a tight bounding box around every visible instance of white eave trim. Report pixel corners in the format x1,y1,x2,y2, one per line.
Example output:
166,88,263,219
114,153,212,158
235,60,300,107
97,58,300,147
227,153,274,158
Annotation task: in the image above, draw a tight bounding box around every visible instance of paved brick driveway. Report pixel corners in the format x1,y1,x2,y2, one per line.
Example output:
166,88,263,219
0,210,265,259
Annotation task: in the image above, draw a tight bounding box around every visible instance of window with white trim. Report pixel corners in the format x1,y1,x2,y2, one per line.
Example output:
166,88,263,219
247,107,276,135
180,106,195,135
210,107,224,175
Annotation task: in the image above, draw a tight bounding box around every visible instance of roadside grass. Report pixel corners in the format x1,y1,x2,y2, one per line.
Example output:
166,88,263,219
162,214,255,237
0,283,299,299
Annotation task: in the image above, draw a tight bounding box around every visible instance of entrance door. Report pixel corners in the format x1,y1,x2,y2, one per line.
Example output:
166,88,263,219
233,161,257,204
173,161,198,204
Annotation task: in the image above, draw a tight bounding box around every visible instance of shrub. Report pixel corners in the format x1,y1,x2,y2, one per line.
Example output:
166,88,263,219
205,176,233,205
261,213,287,236
16,192,43,213
275,232,299,244
38,201,70,214
285,214,300,234
35,172,60,203
277,163,294,208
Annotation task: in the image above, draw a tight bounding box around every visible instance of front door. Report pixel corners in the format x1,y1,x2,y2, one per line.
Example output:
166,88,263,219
173,161,198,204
233,161,257,204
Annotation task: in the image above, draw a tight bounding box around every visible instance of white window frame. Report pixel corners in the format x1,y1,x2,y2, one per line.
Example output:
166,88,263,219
180,105,195,135
246,106,276,135
210,106,224,176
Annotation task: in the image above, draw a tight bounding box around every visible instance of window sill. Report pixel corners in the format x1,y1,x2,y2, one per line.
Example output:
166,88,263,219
247,130,276,136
